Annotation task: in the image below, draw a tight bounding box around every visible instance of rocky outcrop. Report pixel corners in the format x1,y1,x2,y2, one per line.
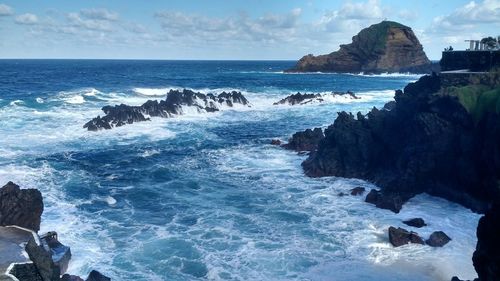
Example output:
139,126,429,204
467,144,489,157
403,218,426,228
364,189,407,213
473,204,500,281
273,91,358,106
282,128,324,152
350,187,365,196
26,237,61,281
388,226,424,247
85,271,110,281
0,181,43,232
426,231,451,247
84,89,250,131
301,73,500,213
287,21,432,74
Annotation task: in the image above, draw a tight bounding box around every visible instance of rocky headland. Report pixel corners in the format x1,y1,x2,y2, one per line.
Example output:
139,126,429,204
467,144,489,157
287,21,433,74
282,68,500,280
84,89,249,131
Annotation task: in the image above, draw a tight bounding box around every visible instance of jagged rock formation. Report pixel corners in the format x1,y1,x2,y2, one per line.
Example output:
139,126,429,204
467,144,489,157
282,128,324,152
287,21,432,74
273,91,359,106
0,181,43,231
84,89,250,131
301,73,500,213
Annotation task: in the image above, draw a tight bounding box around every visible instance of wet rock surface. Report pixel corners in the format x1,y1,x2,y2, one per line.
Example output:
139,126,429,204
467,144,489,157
273,91,358,106
84,89,250,131
0,181,43,232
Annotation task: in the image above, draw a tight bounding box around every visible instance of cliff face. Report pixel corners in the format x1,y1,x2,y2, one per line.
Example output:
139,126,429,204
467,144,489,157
301,72,500,213
288,21,432,74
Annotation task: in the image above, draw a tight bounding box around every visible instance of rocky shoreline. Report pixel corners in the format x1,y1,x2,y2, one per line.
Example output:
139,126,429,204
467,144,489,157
0,182,111,281
281,69,500,280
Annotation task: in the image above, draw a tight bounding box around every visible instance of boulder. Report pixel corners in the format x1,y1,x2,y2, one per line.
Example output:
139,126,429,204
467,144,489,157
388,226,424,247
270,139,282,145
403,218,427,228
86,270,111,281
364,189,405,213
25,237,60,281
0,181,43,231
61,274,85,281
350,187,365,196
426,231,451,247
8,263,43,281
282,128,324,152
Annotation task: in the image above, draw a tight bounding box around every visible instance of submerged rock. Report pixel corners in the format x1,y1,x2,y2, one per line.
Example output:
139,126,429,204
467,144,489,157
84,89,250,131
287,21,432,74
282,128,324,152
270,139,282,145
388,226,424,247
403,218,427,228
273,91,358,106
426,231,451,247
350,187,365,196
0,181,43,231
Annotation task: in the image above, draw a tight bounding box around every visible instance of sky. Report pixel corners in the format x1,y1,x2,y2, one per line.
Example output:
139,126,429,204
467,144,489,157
0,0,498,60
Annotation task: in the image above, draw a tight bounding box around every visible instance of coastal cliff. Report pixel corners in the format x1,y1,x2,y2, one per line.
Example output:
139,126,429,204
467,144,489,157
287,21,432,74
284,69,500,280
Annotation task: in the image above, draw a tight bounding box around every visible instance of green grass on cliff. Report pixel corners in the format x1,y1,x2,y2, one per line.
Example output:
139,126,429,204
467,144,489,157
448,85,500,122
357,21,410,55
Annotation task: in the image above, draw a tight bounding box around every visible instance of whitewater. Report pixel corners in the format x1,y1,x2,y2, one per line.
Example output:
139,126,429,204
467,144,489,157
0,60,479,281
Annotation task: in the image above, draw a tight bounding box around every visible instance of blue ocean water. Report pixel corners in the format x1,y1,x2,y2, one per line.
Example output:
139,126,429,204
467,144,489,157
0,60,480,281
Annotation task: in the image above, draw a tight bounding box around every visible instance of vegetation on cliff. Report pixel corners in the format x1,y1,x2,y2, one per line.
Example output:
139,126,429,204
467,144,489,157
287,20,432,74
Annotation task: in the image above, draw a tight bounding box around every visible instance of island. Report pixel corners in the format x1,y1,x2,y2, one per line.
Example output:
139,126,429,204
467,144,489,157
286,20,433,74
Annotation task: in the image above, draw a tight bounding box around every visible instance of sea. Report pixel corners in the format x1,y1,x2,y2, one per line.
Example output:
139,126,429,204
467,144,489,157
0,60,480,281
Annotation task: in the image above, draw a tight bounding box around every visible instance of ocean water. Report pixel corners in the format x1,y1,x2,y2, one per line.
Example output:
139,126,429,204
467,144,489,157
0,60,480,281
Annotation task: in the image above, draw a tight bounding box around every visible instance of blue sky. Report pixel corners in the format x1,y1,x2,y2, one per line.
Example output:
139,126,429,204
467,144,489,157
0,0,498,60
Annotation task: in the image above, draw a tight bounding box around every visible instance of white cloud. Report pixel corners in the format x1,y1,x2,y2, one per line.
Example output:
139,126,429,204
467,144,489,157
80,8,119,21
338,0,383,20
15,13,38,25
0,3,13,16
431,0,500,31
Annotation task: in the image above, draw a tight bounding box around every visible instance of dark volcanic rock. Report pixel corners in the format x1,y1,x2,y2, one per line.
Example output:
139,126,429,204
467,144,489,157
426,231,451,247
365,189,408,213
473,204,500,281
62,274,85,281
84,89,250,131
388,226,425,247
403,218,427,228
350,187,365,196
282,128,324,152
86,270,111,281
287,21,431,74
273,91,358,106
8,263,43,281
0,181,43,231
301,73,500,213
271,139,282,145
26,237,61,281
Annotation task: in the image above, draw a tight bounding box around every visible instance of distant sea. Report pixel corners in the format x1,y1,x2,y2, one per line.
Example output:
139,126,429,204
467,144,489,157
0,60,480,281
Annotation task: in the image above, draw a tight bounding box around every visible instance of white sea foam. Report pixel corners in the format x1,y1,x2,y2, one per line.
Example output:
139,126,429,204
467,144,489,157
36,97,44,103
64,95,85,104
9,99,24,106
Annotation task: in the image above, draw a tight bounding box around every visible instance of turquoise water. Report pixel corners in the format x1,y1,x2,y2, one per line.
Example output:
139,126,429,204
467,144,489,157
0,60,480,281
